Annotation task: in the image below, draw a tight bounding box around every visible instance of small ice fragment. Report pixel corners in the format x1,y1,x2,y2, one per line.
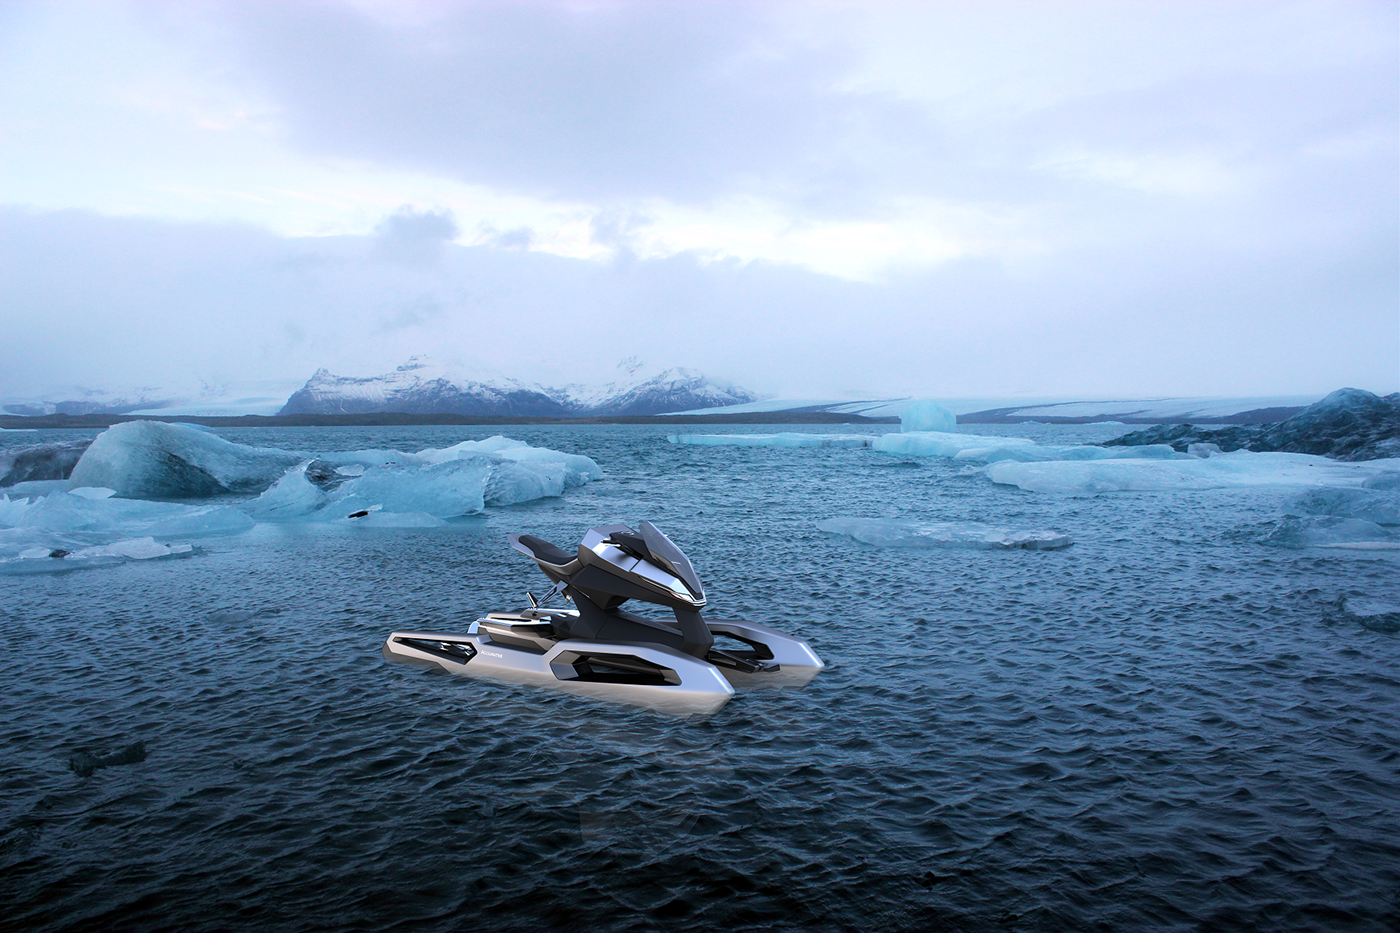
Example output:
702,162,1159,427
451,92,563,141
1265,515,1400,549
69,487,116,499
817,516,1071,550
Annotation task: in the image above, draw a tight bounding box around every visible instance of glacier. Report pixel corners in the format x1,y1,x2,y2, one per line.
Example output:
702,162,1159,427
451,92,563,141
818,517,1072,550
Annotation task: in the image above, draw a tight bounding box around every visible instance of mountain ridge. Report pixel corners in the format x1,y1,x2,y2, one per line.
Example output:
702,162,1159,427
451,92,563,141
277,357,759,417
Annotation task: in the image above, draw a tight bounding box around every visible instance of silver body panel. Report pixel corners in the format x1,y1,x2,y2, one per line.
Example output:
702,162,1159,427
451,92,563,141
383,616,824,715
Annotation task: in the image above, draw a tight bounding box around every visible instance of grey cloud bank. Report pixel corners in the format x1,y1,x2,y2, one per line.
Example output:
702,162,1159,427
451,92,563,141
0,1,1394,402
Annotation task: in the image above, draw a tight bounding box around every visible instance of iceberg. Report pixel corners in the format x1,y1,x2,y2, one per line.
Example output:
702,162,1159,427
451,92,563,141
0,488,250,574
60,425,601,517
1,440,92,486
668,434,874,448
874,430,1186,463
986,450,1400,494
68,422,303,498
1263,516,1400,550
1333,596,1400,633
419,436,603,487
817,517,1072,550
1286,487,1400,525
900,400,956,434
248,436,602,520
4,488,254,537
250,459,489,519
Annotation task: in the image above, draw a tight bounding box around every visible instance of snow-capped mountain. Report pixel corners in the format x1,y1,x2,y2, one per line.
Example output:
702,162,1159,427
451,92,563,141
2,385,178,417
3,378,307,417
278,357,758,417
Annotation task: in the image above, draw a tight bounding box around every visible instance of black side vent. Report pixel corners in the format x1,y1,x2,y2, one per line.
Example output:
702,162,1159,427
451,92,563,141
396,637,477,664
550,651,681,687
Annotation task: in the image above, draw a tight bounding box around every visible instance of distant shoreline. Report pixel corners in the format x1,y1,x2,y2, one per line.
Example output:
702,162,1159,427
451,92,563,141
0,411,901,429
0,405,1305,430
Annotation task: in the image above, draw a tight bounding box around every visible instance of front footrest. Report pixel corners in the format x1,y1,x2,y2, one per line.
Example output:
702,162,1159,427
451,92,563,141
706,648,780,674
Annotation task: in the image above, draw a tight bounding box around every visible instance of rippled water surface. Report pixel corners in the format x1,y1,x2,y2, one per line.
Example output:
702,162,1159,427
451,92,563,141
3,424,1398,932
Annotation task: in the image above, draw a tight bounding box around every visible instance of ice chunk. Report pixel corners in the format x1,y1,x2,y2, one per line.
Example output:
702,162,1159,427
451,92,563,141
341,510,448,528
336,459,491,517
1333,596,1400,633
668,434,874,448
876,431,1187,464
70,486,116,499
5,479,68,497
0,440,91,486
1263,516,1400,550
246,464,327,518
15,489,254,537
817,517,1072,550
485,458,567,506
250,438,600,521
1363,472,1400,490
0,494,35,527
988,450,1400,494
251,458,491,519
68,422,303,498
1286,487,1400,525
875,431,1037,458
900,400,956,434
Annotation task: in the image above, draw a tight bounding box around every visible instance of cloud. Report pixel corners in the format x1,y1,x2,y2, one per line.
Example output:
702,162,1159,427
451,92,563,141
0,206,1393,401
372,205,459,263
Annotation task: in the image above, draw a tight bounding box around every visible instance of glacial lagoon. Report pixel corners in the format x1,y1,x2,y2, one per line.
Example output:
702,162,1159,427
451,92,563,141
2,421,1398,931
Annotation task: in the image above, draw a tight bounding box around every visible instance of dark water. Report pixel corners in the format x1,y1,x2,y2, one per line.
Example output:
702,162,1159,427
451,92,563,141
2,424,1398,932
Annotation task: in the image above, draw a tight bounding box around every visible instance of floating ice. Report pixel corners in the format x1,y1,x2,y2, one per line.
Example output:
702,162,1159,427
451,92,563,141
667,434,874,448
987,450,1400,494
5,489,254,537
818,517,1072,550
1364,472,1400,490
874,430,1185,463
900,400,956,434
5,479,68,497
1,440,91,486
0,489,236,573
419,436,603,487
1264,516,1400,550
1333,596,1400,632
69,422,303,498
1286,487,1400,525
874,431,1037,459
248,437,598,520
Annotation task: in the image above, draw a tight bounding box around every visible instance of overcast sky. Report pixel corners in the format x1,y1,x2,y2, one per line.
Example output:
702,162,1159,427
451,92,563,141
1,0,1395,401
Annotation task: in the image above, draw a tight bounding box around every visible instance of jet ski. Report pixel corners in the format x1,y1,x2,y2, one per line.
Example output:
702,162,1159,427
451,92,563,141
382,521,824,715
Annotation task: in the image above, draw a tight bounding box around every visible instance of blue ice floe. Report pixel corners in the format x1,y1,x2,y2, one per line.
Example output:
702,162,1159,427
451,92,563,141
0,487,250,573
987,450,1400,494
668,433,873,448
1,426,604,568
818,517,1071,550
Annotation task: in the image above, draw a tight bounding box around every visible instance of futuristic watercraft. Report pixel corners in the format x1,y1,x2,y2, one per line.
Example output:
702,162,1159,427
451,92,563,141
383,521,824,714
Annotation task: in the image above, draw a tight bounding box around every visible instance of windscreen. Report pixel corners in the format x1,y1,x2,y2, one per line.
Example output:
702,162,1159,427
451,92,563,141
638,521,704,600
